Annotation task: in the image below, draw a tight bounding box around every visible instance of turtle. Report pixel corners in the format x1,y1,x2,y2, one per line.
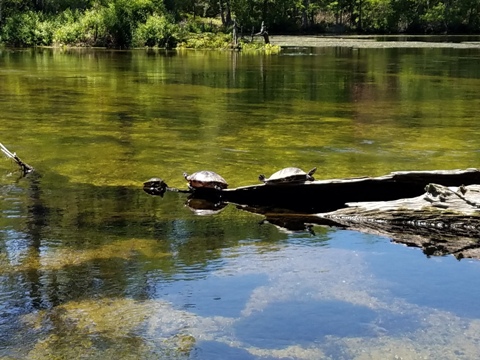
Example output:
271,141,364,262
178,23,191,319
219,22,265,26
183,171,228,190
143,177,170,197
143,177,191,197
258,167,317,185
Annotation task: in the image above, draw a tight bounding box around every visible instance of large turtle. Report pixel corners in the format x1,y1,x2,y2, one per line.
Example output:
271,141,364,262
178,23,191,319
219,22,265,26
259,167,316,185
183,171,228,190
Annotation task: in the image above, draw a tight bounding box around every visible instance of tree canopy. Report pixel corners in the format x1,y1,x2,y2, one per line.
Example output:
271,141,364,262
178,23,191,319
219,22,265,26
0,0,479,47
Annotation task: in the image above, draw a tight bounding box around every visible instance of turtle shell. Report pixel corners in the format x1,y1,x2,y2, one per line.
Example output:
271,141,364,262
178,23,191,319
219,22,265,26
260,167,316,184
143,177,166,188
184,171,228,190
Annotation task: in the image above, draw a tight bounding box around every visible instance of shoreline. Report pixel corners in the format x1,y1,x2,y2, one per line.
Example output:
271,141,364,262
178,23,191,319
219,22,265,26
269,35,480,49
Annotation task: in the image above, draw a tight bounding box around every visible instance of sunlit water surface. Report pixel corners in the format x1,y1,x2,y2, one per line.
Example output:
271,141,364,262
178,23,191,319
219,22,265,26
1,46,480,359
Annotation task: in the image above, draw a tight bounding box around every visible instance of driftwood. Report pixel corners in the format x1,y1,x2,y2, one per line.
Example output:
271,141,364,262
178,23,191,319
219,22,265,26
252,21,270,44
231,20,270,48
0,142,34,175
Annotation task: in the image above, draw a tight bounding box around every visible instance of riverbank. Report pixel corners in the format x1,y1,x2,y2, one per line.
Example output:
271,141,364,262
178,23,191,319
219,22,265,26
269,35,480,48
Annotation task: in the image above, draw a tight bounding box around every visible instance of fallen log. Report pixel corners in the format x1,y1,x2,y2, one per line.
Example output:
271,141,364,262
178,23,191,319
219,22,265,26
144,168,480,213
220,168,480,213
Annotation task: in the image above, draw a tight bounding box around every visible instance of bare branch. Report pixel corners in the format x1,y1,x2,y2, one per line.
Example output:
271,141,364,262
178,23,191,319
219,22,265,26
0,142,34,175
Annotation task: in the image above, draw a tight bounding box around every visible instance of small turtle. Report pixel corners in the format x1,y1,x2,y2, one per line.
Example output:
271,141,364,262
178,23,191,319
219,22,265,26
143,177,170,197
183,171,228,190
259,167,316,185
144,177,193,197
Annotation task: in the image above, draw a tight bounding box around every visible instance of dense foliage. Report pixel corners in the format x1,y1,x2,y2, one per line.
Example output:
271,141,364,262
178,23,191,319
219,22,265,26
0,0,479,47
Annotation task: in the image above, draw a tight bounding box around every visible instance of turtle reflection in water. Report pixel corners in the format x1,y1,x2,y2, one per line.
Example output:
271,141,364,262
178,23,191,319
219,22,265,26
186,198,228,216
259,167,317,185
183,171,228,191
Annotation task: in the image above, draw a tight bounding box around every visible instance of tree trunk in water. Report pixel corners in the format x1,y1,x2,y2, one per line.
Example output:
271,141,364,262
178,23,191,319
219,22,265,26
255,21,269,44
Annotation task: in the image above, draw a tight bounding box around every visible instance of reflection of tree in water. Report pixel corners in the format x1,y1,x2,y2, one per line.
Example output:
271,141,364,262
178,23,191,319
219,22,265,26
0,172,51,351
23,172,53,310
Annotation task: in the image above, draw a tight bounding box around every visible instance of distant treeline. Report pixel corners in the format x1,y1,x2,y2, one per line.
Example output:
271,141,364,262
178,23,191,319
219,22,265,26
0,0,479,48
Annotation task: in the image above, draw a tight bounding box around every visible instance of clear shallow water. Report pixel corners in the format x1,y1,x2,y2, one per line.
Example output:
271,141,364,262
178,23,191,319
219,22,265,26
1,46,480,359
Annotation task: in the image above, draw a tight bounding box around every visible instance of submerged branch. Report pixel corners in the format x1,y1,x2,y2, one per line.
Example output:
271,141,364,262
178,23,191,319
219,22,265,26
0,142,34,174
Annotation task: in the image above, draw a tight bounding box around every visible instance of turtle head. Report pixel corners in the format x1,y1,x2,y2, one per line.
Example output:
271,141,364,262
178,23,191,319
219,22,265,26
258,174,266,182
183,172,190,180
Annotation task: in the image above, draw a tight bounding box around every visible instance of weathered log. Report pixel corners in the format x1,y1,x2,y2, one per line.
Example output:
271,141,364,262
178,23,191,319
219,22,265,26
250,21,270,44
314,183,480,259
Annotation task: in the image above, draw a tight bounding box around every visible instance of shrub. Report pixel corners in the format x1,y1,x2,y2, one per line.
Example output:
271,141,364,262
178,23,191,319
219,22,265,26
134,14,178,48
35,18,56,45
177,32,232,49
0,11,51,46
101,0,167,48
179,16,223,34
79,8,108,46
54,23,85,45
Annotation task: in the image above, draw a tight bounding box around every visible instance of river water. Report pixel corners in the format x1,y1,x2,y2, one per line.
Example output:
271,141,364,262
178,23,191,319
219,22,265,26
1,46,480,359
